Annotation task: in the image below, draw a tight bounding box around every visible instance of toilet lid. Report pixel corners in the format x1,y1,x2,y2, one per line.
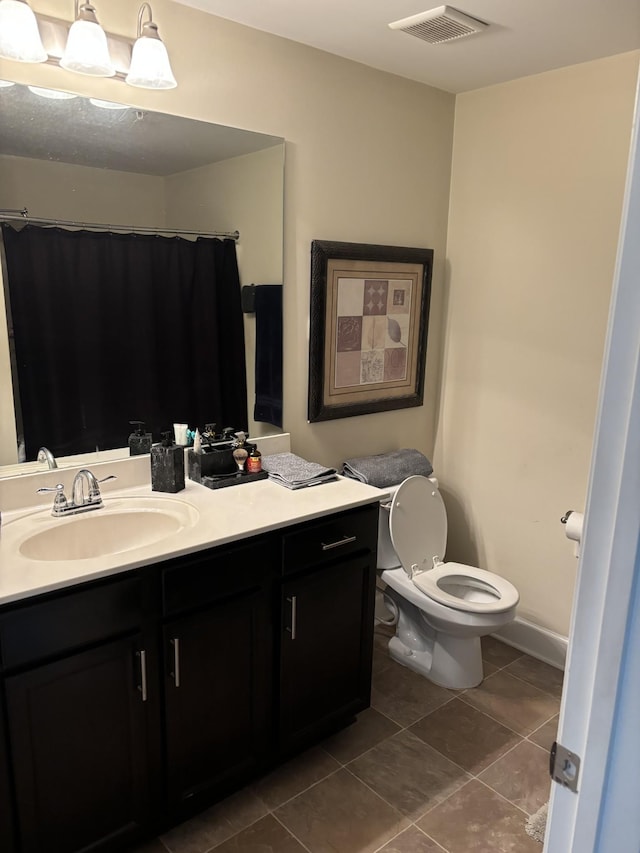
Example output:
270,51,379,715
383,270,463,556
389,475,447,577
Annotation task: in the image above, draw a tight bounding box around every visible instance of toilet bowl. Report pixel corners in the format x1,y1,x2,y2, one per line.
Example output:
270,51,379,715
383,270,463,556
377,475,519,688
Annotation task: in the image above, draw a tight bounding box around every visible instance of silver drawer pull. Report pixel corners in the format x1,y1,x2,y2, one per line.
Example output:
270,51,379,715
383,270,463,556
170,638,181,687
286,595,297,640
137,650,148,702
321,534,357,551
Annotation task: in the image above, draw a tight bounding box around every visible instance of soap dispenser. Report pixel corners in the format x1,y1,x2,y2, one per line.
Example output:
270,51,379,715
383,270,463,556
151,431,185,493
128,421,152,456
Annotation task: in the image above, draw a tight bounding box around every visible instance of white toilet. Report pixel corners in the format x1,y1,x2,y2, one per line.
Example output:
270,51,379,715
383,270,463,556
377,475,519,689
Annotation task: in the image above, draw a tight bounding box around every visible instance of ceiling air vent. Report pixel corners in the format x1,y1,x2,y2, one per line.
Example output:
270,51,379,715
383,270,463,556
388,5,488,44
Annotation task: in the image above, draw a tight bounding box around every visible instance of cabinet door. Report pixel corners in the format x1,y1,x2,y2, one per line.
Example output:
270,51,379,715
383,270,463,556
0,699,16,853
164,586,272,810
279,552,375,751
5,635,152,853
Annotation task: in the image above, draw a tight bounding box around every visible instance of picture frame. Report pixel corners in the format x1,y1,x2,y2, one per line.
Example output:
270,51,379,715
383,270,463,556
308,240,433,422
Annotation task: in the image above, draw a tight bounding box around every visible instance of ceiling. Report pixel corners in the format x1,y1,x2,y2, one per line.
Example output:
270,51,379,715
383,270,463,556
0,84,283,175
1,0,638,174
173,0,640,93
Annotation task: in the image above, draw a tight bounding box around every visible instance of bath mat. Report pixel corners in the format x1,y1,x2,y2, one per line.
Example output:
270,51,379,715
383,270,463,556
525,802,548,843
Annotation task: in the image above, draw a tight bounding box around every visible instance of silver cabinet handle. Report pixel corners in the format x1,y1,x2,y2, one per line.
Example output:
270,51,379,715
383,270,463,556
286,595,297,640
137,650,148,702
170,638,181,687
321,534,357,551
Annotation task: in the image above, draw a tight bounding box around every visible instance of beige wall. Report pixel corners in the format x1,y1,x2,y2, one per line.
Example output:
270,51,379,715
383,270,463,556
0,154,166,224
436,52,639,636
0,0,455,472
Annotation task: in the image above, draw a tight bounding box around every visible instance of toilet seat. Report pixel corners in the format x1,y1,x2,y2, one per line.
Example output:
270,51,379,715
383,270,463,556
389,476,519,615
413,562,518,614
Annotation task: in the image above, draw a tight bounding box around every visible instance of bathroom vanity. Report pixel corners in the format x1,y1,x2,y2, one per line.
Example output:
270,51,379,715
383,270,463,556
0,473,381,853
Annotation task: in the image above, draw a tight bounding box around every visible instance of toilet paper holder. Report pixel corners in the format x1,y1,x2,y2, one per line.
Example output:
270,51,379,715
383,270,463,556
561,509,584,558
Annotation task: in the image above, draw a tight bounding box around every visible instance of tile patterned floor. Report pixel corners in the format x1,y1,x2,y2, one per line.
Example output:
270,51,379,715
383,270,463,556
135,632,562,853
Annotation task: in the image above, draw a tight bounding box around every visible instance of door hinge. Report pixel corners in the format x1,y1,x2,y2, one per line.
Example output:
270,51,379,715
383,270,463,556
549,740,581,793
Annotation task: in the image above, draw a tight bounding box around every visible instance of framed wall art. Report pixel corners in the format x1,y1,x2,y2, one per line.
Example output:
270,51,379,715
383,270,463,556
308,240,433,422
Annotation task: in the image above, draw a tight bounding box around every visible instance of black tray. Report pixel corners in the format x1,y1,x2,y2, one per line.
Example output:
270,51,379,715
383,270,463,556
201,470,268,490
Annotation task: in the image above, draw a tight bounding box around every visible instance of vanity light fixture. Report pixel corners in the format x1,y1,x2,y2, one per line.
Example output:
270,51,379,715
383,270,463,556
0,0,47,63
89,97,128,109
0,0,176,89
125,2,176,89
60,0,115,77
28,84,78,98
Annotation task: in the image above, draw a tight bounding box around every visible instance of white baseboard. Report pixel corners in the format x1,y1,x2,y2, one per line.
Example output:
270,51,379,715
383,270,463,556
493,617,567,671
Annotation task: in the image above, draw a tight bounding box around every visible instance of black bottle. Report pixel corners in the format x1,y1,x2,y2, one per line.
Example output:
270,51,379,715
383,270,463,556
151,431,185,493
128,421,152,456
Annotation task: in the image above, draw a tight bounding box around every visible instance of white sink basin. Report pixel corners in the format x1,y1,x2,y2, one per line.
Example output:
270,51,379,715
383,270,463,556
17,497,199,562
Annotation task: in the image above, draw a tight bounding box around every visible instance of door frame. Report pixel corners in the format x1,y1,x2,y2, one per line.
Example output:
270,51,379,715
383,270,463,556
545,65,640,851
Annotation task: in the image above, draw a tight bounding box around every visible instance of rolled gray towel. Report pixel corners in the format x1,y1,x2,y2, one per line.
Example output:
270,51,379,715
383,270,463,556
262,452,338,489
342,448,433,489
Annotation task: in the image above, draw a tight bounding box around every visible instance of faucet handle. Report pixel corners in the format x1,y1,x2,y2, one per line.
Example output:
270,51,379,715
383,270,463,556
36,483,68,512
90,474,117,500
36,483,66,494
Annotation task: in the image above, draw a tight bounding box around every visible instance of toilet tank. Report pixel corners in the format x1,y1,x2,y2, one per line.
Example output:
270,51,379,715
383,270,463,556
377,498,401,569
376,477,439,570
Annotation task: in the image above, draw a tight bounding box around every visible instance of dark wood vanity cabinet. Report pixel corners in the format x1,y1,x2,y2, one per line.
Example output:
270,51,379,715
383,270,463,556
0,699,16,853
0,577,157,853
0,501,378,853
160,537,276,815
279,504,378,753
5,635,154,853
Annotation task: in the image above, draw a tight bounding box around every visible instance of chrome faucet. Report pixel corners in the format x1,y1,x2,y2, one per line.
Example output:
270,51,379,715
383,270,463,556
37,469,117,517
37,447,58,469
72,469,102,508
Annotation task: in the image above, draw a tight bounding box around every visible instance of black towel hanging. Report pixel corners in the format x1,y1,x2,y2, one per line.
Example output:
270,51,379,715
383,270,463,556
253,284,283,428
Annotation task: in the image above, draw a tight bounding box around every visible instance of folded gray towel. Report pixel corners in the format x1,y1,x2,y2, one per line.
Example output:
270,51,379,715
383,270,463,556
342,448,433,489
262,452,338,489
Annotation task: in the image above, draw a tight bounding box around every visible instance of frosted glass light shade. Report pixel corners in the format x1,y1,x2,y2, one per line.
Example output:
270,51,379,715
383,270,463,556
28,85,78,99
0,0,47,63
90,98,128,109
60,19,115,76
126,36,176,89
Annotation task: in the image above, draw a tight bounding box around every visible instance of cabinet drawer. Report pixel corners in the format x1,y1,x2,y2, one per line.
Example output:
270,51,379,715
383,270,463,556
0,576,143,671
162,536,277,616
282,503,378,576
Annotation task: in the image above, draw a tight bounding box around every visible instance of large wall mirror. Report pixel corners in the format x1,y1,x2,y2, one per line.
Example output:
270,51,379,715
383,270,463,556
0,81,285,476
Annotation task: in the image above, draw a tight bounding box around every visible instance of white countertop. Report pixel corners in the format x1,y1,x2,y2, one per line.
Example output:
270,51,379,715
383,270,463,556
0,475,386,606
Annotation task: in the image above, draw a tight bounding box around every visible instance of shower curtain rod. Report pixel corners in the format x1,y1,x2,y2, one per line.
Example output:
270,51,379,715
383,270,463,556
0,208,240,241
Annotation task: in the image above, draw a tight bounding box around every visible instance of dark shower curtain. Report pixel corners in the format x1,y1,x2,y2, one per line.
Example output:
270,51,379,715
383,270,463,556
2,224,248,460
